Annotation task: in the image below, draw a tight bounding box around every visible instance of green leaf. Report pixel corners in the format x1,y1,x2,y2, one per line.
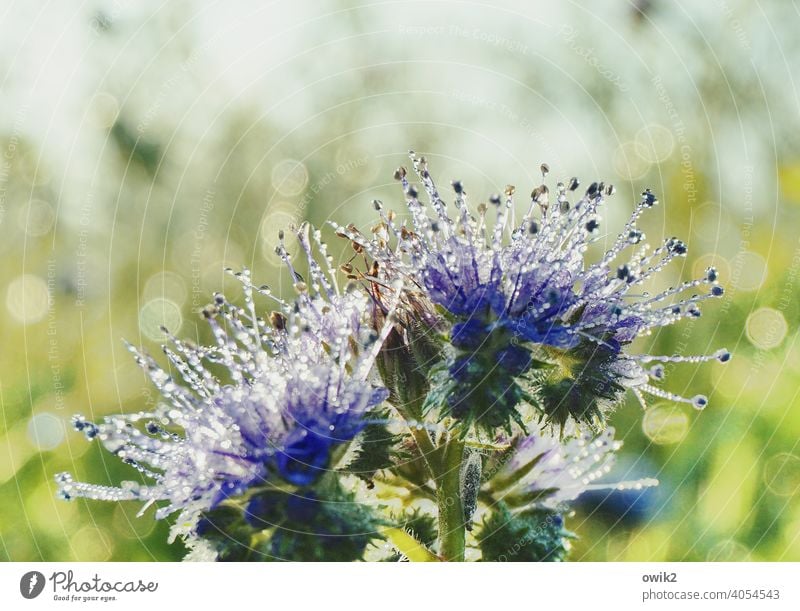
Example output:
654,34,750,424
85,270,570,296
195,479,384,562
341,415,405,485
383,527,438,562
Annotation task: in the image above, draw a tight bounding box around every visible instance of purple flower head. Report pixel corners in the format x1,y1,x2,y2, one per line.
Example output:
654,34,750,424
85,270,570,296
333,154,729,430
486,427,658,512
56,225,396,541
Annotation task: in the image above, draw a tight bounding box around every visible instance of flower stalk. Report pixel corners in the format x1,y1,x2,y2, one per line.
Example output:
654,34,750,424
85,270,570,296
436,432,466,562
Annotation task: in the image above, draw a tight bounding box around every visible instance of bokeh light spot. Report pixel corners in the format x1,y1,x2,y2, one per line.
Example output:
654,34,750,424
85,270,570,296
642,404,689,445
746,307,788,350
260,204,299,266
271,159,308,196
635,124,675,163
139,298,182,341
18,199,55,236
143,271,188,307
6,274,50,324
27,412,65,450
764,453,800,497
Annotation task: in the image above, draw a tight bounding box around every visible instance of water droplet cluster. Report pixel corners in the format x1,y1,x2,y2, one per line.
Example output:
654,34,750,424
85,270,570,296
56,224,398,545
332,152,729,419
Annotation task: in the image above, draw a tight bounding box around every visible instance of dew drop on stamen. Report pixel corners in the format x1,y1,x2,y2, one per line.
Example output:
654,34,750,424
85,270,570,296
691,395,708,410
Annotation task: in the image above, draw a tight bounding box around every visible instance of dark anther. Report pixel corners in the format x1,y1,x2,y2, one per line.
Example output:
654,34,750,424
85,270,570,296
666,238,687,255
531,185,549,202
270,311,287,331
641,189,658,206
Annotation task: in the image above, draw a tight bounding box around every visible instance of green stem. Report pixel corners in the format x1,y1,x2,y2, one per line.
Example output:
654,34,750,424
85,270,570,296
409,425,440,475
392,399,466,561
392,399,440,477
437,434,466,561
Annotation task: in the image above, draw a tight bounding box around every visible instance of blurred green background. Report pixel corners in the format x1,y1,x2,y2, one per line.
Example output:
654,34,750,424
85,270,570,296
1,0,799,561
